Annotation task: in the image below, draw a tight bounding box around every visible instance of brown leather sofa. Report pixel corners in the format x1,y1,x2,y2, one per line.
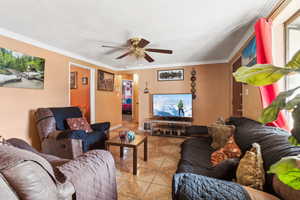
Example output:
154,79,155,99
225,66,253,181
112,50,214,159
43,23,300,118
1,138,117,200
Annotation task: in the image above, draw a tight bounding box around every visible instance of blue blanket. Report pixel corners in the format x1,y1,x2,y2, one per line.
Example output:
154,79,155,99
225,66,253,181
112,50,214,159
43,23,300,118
173,173,251,200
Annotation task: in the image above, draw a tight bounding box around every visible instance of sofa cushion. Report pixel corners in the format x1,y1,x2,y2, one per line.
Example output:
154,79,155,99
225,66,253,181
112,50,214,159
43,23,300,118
50,107,82,130
2,161,59,200
208,124,235,149
226,117,300,192
0,174,19,200
236,143,265,190
176,137,239,180
211,136,241,166
66,117,93,132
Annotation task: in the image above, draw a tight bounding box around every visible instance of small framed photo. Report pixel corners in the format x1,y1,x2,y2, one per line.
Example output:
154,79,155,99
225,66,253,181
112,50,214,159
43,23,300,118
97,70,114,91
70,71,78,89
82,77,88,85
157,69,184,81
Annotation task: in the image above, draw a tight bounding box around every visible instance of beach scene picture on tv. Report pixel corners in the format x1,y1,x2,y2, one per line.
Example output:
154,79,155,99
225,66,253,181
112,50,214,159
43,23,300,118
153,94,192,118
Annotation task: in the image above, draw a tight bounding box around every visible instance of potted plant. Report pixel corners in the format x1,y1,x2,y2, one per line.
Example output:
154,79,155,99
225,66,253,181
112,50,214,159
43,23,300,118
233,50,300,144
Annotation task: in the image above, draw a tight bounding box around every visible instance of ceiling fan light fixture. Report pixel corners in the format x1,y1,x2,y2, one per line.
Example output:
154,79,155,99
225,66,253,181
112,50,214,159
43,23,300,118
103,37,172,63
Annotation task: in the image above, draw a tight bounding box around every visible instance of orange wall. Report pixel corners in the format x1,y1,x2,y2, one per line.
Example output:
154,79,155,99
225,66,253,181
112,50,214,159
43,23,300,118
126,64,231,129
70,65,91,122
0,35,121,149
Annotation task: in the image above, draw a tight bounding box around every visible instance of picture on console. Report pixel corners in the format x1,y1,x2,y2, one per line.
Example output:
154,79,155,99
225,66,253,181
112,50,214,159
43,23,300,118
152,94,192,118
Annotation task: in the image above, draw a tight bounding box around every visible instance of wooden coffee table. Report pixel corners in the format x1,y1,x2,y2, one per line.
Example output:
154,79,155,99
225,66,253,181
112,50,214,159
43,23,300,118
105,135,148,175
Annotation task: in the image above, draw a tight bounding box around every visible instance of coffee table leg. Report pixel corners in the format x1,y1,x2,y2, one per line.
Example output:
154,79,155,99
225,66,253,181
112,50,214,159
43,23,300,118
120,146,124,158
144,137,148,161
133,147,137,175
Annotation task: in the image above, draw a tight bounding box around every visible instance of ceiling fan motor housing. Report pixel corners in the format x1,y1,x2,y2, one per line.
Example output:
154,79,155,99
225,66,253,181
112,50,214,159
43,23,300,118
129,38,145,58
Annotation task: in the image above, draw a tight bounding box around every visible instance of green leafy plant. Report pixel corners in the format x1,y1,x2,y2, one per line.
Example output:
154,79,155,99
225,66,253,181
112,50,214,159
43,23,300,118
233,50,300,125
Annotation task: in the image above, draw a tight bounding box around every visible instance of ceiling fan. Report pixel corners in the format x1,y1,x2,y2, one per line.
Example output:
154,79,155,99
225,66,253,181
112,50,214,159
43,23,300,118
102,38,173,63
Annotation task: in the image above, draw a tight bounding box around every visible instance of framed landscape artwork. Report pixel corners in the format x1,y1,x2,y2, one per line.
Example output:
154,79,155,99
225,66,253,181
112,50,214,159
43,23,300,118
157,69,184,81
97,70,114,91
0,47,45,89
242,37,257,67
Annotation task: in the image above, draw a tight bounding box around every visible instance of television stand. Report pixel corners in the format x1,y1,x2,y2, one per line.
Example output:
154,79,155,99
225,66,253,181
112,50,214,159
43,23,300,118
148,118,192,138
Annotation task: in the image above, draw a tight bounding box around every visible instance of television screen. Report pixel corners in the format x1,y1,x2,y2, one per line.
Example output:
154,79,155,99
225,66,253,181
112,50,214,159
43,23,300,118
152,94,192,118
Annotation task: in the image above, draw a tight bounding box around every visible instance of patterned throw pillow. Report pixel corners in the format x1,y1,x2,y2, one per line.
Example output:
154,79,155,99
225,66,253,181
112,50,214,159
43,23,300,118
66,117,93,133
211,136,241,166
208,123,235,149
236,143,265,190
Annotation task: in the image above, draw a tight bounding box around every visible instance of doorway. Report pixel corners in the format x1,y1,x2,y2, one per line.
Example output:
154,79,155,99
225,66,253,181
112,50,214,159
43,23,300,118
232,57,243,116
122,79,133,121
69,63,95,123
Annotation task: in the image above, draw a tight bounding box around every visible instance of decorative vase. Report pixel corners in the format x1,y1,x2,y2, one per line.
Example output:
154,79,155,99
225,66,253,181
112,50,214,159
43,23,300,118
127,131,136,141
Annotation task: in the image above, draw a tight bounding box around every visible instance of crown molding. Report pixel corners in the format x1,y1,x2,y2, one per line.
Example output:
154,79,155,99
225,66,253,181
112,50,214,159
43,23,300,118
0,27,119,71
117,59,229,71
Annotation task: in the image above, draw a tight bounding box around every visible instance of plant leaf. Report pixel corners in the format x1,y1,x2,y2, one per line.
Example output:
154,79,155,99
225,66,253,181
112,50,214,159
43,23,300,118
233,64,292,86
259,86,300,123
285,94,300,110
286,50,300,69
268,155,300,190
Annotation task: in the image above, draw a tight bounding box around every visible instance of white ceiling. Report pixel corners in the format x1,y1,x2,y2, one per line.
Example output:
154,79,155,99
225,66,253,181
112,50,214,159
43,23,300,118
0,0,279,70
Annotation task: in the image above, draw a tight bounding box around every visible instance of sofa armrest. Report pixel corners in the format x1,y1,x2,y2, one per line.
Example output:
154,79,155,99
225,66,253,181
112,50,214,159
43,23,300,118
91,122,110,139
57,181,75,200
42,138,83,159
91,122,110,132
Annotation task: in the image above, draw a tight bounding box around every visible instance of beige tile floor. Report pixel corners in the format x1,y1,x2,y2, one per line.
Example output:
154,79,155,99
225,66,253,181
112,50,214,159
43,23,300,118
109,122,185,200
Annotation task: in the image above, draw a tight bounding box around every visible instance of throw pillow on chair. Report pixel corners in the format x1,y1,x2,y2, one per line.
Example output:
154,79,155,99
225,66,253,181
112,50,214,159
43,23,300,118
66,117,93,133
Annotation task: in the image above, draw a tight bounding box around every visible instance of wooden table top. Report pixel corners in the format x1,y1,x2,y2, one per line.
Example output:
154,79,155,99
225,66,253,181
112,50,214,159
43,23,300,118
105,135,147,148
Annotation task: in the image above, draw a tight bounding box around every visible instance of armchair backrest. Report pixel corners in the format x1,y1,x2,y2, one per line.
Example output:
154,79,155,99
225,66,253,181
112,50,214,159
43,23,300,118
35,107,82,140
49,107,82,130
35,108,57,140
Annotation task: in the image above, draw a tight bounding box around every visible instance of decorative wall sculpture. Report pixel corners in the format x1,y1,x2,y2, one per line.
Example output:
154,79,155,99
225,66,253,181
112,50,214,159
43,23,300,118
191,68,196,99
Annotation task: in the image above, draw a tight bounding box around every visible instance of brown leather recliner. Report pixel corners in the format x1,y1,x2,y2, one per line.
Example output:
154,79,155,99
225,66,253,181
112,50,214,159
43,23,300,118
0,143,75,200
35,107,110,159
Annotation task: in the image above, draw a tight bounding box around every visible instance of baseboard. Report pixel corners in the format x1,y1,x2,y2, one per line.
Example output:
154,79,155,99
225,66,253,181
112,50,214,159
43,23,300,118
110,124,122,131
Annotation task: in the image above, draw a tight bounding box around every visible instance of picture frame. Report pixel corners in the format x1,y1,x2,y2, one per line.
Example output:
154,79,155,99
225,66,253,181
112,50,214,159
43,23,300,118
0,47,45,89
82,77,88,85
157,69,184,81
97,70,114,91
70,71,77,89
242,37,257,67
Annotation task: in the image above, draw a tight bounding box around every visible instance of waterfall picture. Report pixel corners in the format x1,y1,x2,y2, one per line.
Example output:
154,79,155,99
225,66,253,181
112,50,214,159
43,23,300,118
0,47,45,89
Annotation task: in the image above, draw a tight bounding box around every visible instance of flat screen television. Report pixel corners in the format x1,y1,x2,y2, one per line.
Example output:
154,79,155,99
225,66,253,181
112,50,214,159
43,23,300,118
152,93,193,119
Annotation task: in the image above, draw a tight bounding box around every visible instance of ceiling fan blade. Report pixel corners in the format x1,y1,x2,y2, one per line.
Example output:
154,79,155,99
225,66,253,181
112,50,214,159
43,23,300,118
116,51,133,59
137,39,150,48
102,45,129,49
145,48,173,54
144,53,154,63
